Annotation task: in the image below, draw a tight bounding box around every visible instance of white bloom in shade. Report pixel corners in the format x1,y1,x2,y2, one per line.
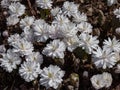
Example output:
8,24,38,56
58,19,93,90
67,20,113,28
33,19,49,42
62,1,79,17
36,0,53,9
90,74,104,90
40,65,65,89
19,61,41,82
9,2,26,16
20,16,35,31
77,22,92,33
63,36,79,52
102,72,112,88
0,49,21,72
114,8,120,19
1,0,10,8
115,64,120,73
90,72,112,90
12,38,34,56
26,52,43,64
107,0,117,6
42,39,66,59
60,23,77,38
6,15,19,26
92,47,117,69
53,14,70,27
72,11,87,23
79,33,99,54
51,7,62,16
8,34,21,45
48,24,60,39
103,37,120,53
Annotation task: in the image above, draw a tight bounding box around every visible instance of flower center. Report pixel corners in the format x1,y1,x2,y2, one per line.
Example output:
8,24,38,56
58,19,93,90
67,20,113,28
48,72,53,78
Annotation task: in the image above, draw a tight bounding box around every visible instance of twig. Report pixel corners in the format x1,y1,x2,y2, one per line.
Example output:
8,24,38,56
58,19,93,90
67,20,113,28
10,80,15,90
26,0,36,16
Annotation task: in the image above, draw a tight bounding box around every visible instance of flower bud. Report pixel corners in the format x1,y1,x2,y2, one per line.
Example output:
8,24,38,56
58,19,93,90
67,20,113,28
3,30,9,37
69,73,79,86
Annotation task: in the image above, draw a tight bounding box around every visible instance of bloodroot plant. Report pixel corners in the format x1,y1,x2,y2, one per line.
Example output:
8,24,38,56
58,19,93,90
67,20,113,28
0,0,120,90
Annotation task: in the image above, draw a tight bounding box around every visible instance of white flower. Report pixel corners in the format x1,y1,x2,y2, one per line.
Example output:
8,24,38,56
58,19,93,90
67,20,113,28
8,34,21,45
52,14,70,27
25,52,43,64
48,24,60,39
0,49,21,72
51,7,62,16
32,19,49,42
63,36,79,52
60,23,77,38
107,0,117,6
103,37,120,53
9,2,26,16
90,74,104,90
102,72,112,88
12,38,34,56
79,33,99,54
6,15,19,26
1,0,10,8
62,1,79,17
72,11,87,23
90,72,112,90
115,64,120,73
40,65,65,89
92,47,117,69
20,16,35,31
19,61,41,82
114,8,120,20
36,0,53,9
42,39,66,59
77,22,92,33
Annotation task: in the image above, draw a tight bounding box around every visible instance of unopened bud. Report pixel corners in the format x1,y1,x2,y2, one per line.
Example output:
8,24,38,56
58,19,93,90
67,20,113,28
70,73,79,86
116,27,120,34
3,30,9,37
83,71,88,77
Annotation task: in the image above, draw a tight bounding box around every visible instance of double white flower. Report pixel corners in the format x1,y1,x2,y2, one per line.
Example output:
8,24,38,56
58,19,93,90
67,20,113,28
79,33,99,54
40,65,65,89
0,49,21,72
91,72,112,90
19,61,41,82
42,39,66,59
9,2,25,17
92,47,117,69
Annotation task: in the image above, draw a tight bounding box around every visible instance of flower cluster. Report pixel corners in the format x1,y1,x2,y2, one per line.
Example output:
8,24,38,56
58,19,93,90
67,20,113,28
0,0,120,89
